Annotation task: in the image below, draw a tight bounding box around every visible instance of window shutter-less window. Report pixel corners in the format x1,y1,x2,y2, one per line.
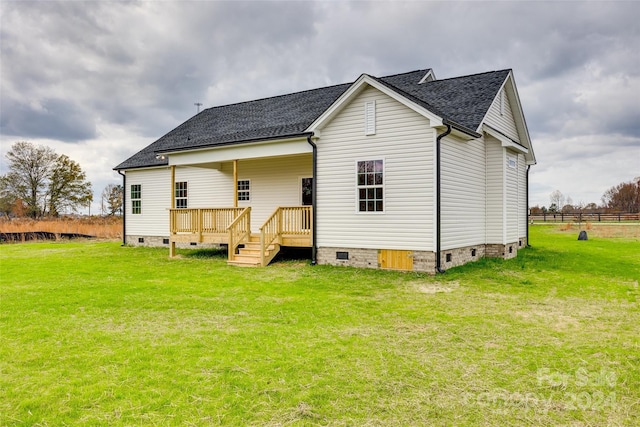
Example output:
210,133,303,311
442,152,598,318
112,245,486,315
365,101,376,135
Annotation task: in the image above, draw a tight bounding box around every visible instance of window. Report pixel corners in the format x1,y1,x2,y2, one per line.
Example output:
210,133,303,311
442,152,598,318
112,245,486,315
357,160,384,212
507,154,517,169
237,179,250,201
365,100,376,135
131,184,141,214
175,181,188,209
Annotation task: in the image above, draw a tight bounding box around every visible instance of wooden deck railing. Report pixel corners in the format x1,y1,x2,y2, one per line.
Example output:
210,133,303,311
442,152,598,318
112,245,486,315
170,207,245,240
227,207,251,262
260,206,312,266
170,206,311,265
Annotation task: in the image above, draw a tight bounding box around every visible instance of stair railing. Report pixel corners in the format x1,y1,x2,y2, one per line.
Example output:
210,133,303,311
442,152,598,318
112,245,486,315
227,207,251,262
259,206,312,266
259,207,281,266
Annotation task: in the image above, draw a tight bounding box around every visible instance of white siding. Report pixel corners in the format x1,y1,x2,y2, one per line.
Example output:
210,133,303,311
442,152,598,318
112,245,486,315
126,168,171,236
316,85,435,251
485,137,504,244
485,88,520,142
126,155,312,236
518,153,527,238
174,164,235,208
506,150,519,242
440,134,486,250
126,165,235,237
237,154,312,228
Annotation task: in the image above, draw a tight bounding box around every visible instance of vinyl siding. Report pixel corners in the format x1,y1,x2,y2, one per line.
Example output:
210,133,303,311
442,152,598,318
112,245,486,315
125,168,171,236
174,164,234,208
485,88,520,142
506,150,519,242
126,165,235,237
125,156,311,236
316,85,435,251
517,153,527,237
440,134,486,249
237,154,312,228
485,136,504,244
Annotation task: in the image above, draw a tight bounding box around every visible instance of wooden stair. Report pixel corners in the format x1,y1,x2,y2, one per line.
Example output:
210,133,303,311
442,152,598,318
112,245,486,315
227,234,280,267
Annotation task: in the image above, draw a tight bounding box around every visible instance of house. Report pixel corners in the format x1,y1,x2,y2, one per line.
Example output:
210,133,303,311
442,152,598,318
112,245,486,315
114,68,536,272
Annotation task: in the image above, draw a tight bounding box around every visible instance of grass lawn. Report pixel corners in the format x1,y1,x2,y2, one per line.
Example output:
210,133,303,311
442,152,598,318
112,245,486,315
1,225,638,426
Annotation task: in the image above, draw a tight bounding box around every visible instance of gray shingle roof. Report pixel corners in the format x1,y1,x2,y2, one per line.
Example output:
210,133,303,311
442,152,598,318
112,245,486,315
379,68,510,134
115,69,510,170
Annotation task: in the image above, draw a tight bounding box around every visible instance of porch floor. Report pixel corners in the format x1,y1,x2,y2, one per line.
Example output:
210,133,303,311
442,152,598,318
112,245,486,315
170,233,311,247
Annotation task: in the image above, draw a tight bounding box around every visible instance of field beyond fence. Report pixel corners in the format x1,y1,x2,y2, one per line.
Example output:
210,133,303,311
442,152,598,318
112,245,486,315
529,211,639,223
0,216,123,241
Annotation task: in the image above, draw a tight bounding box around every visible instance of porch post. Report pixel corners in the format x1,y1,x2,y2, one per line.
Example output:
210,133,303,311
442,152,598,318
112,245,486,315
169,165,176,257
233,160,238,208
170,165,176,209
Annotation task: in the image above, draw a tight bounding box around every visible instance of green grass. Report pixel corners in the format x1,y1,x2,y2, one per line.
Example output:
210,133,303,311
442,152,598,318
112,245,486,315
1,226,638,426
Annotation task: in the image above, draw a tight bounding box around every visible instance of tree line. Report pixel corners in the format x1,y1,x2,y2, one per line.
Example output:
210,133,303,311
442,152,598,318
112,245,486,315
531,177,640,214
0,141,122,218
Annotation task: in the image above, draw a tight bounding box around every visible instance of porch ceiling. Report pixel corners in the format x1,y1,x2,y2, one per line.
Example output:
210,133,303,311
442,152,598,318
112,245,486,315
167,137,312,167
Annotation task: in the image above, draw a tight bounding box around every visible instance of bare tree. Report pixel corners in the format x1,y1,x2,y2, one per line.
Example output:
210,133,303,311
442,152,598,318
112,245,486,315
101,184,123,216
0,142,93,217
549,190,565,213
602,177,640,212
562,195,574,213
0,142,57,218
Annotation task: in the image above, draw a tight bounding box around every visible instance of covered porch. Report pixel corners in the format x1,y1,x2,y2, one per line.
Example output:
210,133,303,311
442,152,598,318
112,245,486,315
169,206,312,266
162,136,316,266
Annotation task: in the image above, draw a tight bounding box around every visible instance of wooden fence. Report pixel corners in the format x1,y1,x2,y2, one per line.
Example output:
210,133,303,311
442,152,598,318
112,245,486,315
529,212,640,223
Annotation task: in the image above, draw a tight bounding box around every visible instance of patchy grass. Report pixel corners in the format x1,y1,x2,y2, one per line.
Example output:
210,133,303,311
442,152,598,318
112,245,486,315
0,226,638,426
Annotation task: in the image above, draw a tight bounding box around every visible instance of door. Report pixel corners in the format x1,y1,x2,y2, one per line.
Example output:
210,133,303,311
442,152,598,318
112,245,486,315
301,177,313,206
301,177,313,231
378,249,414,271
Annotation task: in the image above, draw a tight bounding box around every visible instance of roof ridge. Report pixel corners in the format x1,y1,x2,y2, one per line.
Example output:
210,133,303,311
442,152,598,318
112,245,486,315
375,68,430,79
201,69,432,112
201,81,353,112
426,69,511,83
372,75,448,118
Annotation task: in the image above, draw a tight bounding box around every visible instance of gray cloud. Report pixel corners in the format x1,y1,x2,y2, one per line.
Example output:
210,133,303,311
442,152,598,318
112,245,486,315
0,97,96,142
1,0,639,210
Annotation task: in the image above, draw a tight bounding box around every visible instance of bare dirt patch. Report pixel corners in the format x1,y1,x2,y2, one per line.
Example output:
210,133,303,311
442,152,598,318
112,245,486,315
411,280,461,294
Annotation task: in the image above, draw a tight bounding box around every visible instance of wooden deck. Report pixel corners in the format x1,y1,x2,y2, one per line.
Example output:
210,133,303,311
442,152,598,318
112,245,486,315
169,206,312,266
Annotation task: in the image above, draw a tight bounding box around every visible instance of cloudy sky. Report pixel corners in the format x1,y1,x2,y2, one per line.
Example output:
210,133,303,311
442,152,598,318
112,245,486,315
1,0,638,213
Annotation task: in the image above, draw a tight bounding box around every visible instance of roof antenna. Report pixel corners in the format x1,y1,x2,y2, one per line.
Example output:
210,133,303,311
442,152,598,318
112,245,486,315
194,102,203,114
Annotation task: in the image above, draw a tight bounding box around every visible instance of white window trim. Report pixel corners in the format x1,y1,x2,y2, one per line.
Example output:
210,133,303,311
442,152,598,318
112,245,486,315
365,100,376,135
131,184,142,215
355,158,385,214
175,181,188,209
237,179,251,202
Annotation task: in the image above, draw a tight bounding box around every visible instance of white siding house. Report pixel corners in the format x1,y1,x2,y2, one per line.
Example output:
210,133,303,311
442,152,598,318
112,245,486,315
315,86,435,252
116,67,535,272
